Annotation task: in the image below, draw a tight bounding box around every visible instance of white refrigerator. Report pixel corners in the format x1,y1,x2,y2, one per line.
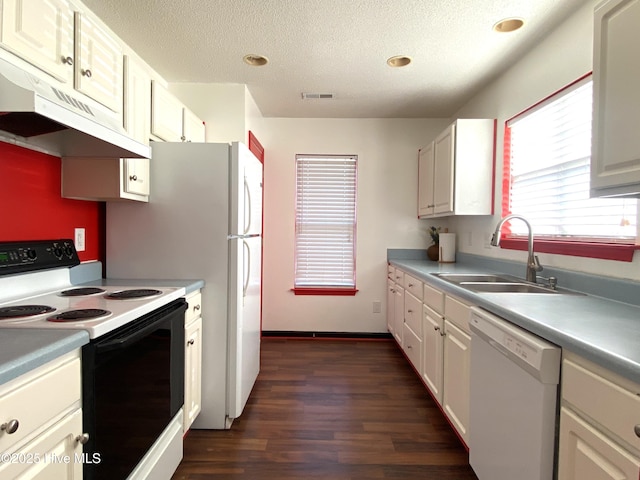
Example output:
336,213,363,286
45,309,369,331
106,141,262,429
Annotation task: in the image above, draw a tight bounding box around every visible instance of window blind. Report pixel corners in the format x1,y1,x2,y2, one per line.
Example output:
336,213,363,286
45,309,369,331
506,78,637,242
294,155,357,288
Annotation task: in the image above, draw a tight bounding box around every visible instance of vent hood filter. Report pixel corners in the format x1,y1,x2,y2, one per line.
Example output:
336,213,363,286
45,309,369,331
0,57,150,159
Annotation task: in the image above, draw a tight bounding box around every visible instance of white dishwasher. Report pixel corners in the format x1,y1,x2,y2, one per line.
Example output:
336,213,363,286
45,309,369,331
469,307,561,480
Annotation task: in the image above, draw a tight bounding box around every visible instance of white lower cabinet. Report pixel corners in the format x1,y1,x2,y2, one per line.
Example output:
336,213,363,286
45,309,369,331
402,323,422,374
0,350,84,480
422,304,444,403
184,291,203,432
442,319,471,444
558,353,640,480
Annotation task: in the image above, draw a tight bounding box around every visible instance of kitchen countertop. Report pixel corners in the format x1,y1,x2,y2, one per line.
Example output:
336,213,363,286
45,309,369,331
0,275,205,387
0,329,89,386
389,258,640,385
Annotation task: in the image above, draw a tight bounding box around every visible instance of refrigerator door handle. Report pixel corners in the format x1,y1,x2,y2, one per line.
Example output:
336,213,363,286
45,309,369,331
243,176,252,235
243,240,250,298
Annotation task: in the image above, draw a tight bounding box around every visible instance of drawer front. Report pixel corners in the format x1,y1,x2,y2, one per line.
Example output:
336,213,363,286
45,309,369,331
185,290,202,324
424,283,444,314
393,268,404,285
444,295,471,334
0,356,81,453
403,322,423,374
404,274,423,301
562,358,640,452
387,264,394,278
404,291,422,336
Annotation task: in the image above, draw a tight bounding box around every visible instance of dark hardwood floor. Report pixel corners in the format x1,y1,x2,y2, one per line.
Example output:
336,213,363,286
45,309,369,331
172,338,478,480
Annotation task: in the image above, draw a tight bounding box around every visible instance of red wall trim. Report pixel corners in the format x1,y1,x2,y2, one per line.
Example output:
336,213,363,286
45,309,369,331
291,287,359,296
0,143,102,262
248,130,265,163
499,238,637,262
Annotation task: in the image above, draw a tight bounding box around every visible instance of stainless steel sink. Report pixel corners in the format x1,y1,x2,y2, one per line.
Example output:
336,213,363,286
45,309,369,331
459,282,558,294
433,273,520,284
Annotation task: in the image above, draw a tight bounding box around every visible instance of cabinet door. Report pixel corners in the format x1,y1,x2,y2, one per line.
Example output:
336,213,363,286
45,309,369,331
123,158,150,196
393,286,404,346
183,107,205,142
591,0,640,196
75,12,123,112
151,81,184,141
433,124,455,215
386,279,395,336
0,409,83,479
402,322,422,375
418,142,435,217
423,305,444,404
442,319,471,443
184,316,203,432
123,55,151,144
558,406,640,480
0,0,74,84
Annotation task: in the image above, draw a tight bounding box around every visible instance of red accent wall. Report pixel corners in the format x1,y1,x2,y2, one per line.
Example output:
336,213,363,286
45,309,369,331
0,143,103,262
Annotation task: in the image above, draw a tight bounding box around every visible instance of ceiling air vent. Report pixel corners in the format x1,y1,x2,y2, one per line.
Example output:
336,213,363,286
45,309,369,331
301,93,334,99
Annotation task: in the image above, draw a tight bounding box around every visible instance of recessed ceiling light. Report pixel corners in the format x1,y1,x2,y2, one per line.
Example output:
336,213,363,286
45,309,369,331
387,56,412,68
493,18,524,33
243,54,268,66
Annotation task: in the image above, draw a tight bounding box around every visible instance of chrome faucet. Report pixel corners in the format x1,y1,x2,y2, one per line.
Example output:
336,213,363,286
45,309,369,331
490,214,543,283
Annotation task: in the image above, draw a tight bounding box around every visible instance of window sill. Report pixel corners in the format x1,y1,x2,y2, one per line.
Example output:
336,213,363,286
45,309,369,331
291,287,358,296
499,238,638,262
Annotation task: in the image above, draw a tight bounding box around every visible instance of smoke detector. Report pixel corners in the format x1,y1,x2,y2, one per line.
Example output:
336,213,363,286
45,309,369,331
301,93,335,99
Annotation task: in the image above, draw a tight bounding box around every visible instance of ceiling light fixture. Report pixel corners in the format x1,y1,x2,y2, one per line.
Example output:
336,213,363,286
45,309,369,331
242,54,269,66
493,17,525,33
387,56,412,68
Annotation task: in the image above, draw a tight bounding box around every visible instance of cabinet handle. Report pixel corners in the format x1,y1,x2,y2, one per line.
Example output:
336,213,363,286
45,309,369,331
193,304,201,311
440,331,446,337
188,339,195,346
181,135,186,141
434,326,440,331
408,283,414,287
407,344,412,349
635,425,640,438
75,433,90,444
407,309,413,313
1,419,19,434
61,56,74,66
81,69,92,78
129,175,138,181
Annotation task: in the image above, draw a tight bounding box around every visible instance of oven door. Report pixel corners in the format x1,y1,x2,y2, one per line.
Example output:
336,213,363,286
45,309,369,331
82,298,187,480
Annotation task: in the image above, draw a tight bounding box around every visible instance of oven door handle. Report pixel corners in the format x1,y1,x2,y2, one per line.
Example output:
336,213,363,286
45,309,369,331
94,301,187,352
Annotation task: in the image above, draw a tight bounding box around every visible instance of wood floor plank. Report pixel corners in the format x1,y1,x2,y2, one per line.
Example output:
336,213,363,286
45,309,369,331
172,338,478,480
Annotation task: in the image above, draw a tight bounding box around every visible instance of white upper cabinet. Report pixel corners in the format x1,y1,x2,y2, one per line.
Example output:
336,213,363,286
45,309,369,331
0,0,74,84
123,55,151,144
418,141,435,216
152,81,205,142
418,119,495,218
74,11,123,112
183,106,206,142
591,0,640,197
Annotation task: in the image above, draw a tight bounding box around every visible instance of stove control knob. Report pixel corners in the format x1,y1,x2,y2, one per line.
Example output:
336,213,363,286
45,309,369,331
53,247,63,259
26,249,37,260
1,419,19,434
64,245,74,258
75,433,90,444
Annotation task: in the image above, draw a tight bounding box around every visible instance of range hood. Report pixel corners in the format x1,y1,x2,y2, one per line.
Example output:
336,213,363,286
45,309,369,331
0,57,150,158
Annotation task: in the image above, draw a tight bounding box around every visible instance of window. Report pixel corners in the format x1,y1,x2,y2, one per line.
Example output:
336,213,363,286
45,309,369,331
502,74,638,261
293,154,357,295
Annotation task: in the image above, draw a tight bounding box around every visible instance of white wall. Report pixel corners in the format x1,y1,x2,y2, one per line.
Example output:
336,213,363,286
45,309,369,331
260,118,450,332
450,0,640,281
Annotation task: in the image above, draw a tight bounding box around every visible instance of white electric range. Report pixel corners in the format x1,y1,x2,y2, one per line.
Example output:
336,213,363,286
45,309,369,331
0,240,184,338
0,239,187,480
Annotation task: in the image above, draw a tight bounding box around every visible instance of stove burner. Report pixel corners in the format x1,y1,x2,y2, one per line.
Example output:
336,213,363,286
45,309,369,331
0,305,56,319
59,287,106,297
48,309,111,322
105,289,163,300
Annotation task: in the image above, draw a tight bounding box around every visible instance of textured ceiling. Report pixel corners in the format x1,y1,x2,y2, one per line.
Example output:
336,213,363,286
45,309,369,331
80,0,588,118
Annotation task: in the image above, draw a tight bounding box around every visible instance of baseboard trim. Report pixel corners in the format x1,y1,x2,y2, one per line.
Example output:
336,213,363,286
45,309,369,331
261,331,393,340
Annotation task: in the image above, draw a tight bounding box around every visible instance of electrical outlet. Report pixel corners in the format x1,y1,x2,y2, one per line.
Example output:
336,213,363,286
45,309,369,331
74,228,86,252
372,301,381,313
